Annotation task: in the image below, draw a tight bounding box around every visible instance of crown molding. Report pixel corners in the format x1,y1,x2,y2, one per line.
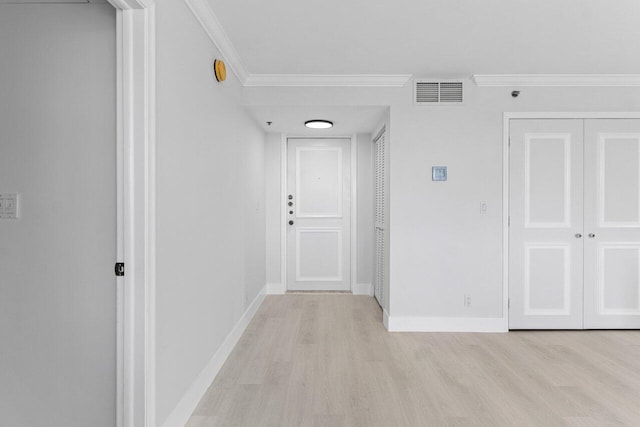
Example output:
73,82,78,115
107,0,153,9
183,0,249,84
244,74,412,87
473,74,640,87
178,0,411,88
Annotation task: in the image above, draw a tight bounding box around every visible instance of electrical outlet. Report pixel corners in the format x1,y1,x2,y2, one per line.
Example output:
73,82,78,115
464,293,472,307
0,193,19,219
480,201,488,214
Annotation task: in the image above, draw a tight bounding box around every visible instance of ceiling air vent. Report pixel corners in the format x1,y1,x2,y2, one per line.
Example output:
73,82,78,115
414,80,463,104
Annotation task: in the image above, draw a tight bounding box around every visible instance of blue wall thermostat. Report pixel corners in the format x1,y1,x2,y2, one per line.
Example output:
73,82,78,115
432,166,447,181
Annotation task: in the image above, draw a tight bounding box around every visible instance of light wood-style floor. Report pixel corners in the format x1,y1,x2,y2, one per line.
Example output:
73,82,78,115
187,294,640,427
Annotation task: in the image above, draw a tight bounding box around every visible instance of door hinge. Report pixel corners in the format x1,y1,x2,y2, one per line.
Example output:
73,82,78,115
508,298,510,309
115,262,125,277
508,216,511,227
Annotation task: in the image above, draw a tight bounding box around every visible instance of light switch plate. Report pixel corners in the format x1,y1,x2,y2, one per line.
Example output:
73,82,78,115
432,166,447,181
0,193,19,219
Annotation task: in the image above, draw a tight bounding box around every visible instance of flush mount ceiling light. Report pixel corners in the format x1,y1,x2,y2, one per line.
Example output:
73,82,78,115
305,120,333,129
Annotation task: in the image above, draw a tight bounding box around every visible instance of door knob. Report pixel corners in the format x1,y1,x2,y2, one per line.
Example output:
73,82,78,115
289,220,294,225
575,233,582,238
588,233,596,238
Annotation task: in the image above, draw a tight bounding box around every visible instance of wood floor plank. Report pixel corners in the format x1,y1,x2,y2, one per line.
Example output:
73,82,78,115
188,295,640,426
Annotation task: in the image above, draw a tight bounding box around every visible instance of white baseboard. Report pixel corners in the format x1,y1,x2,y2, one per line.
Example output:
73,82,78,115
383,309,390,330
266,282,285,295
162,286,267,427
352,282,373,296
386,315,508,333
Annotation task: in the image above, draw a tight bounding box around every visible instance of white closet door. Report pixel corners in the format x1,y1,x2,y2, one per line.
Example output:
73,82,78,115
509,120,585,329
287,138,351,291
373,131,386,308
584,119,640,328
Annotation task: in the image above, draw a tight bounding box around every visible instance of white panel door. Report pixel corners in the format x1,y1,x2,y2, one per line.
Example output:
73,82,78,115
584,119,640,328
287,139,351,291
509,120,584,329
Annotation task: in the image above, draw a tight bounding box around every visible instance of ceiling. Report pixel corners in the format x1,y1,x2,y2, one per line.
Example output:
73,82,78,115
208,0,640,76
247,106,387,135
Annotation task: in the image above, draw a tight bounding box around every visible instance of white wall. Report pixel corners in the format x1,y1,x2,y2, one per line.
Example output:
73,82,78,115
265,133,282,288
154,1,266,425
356,133,374,290
0,5,117,426
245,83,640,327
389,83,640,321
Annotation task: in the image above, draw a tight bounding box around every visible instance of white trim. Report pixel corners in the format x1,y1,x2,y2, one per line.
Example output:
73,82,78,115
183,0,249,84
109,1,156,426
244,74,412,87
474,74,640,87
146,7,157,425
503,112,640,331
115,11,125,427
350,133,358,294
131,1,411,89
352,283,373,296
502,114,510,326
280,135,287,291
372,125,386,145
383,308,390,330
386,316,508,332
108,0,153,9
161,286,267,427
266,282,286,295
505,112,640,120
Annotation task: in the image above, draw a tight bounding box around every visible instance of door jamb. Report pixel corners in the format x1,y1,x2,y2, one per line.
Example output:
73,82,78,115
502,112,640,331
108,1,156,426
280,135,358,292
372,126,385,306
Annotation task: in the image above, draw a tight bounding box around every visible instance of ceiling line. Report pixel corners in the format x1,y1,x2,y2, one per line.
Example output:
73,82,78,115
182,0,640,89
184,0,250,84
182,0,412,87
473,74,640,87
244,74,413,87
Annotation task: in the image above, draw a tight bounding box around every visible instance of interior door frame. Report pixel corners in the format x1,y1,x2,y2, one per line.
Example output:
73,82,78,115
372,125,386,307
502,112,640,331
108,1,156,426
280,134,358,293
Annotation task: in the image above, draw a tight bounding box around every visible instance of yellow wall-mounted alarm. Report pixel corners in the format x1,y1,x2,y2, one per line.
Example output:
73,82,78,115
214,59,226,82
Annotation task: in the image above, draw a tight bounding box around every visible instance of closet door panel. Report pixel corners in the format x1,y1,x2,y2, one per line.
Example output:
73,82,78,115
584,119,640,329
509,119,584,329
